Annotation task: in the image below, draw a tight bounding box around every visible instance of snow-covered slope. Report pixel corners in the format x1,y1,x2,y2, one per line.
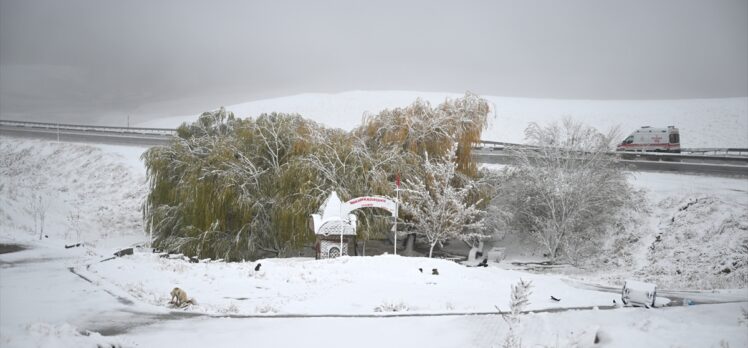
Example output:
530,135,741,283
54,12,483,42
0,139,147,247
137,91,748,148
604,172,748,289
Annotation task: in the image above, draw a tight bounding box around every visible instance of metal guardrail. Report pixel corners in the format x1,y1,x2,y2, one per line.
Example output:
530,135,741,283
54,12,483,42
474,140,748,164
474,152,748,176
681,148,748,155
2,120,746,174
0,119,176,136
476,139,748,155
3,120,744,156
0,119,175,147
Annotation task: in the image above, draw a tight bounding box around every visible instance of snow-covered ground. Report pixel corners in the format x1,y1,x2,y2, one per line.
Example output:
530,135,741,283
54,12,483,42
137,91,748,148
2,118,747,347
3,236,746,348
0,139,147,248
86,253,621,316
119,302,747,348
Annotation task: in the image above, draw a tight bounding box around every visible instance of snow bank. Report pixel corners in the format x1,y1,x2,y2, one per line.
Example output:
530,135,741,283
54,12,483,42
627,172,748,289
137,91,748,148
0,138,148,247
579,172,748,290
642,195,748,289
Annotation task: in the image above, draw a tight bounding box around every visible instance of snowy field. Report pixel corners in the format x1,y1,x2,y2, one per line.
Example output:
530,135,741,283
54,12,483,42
137,91,748,148
1,135,747,347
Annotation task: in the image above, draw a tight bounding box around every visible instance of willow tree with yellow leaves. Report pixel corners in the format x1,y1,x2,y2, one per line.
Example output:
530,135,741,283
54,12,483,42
143,108,324,260
142,93,494,261
355,93,494,255
356,92,491,177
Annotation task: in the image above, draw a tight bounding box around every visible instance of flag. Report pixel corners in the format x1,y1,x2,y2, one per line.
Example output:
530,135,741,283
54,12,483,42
395,173,400,189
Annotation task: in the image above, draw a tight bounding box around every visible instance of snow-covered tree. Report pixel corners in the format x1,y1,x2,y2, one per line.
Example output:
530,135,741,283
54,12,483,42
66,208,82,241
400,154,488,258
495,118,632,263
29,193,48,240
144,110,360,260
357,92,491,177
142,94,493,261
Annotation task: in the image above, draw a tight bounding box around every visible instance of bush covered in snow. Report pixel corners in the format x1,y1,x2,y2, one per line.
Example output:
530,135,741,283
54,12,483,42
374,301,409,312
491,119,634,263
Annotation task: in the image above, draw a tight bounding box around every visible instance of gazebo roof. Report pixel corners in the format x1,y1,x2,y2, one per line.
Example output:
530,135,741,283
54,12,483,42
317,219,356,236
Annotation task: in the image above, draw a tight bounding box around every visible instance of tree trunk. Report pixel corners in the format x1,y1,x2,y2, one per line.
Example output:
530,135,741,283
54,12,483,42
429,242,436,258
551,244,561,263
39,215,44,240
405,233,415,255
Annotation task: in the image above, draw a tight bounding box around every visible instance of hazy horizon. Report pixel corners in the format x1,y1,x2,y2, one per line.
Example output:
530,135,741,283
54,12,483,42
1,0,746,125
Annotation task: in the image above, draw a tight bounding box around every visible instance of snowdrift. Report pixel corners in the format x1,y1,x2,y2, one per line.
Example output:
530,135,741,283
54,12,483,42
0,139,147,247
643,195,748,289
584,172,748,290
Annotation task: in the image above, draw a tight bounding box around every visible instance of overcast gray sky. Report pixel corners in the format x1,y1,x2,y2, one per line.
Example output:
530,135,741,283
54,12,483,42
1,0,746,124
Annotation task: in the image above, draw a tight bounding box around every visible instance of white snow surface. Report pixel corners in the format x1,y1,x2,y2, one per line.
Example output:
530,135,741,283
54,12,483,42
1,133,747,347
137,91,748,148
120,303,748,348
0,138,147,248
87,253,618,315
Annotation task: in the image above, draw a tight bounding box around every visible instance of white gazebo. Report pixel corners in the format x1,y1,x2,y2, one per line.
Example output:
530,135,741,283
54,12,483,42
310,191,397,259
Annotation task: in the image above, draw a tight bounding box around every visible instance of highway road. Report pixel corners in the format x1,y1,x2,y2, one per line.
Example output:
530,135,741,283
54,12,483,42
0,125,172,147
473,151,748,177
3,122,747,177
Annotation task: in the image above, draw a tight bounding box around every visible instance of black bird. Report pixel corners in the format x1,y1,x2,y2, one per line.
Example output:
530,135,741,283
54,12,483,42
432,268,439,275
418,268,423,273
550,296,561,302
478,258,488,267
254,263,262,271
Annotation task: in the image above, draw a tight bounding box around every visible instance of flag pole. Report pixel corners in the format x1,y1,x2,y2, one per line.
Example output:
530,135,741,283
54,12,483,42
394,173,400,256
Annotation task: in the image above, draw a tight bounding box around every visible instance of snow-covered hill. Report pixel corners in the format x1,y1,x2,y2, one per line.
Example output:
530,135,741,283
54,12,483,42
0,139,147,247
137,91,748,148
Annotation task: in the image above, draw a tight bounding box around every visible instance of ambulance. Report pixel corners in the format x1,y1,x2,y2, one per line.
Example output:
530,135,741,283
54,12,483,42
616,126,680,153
